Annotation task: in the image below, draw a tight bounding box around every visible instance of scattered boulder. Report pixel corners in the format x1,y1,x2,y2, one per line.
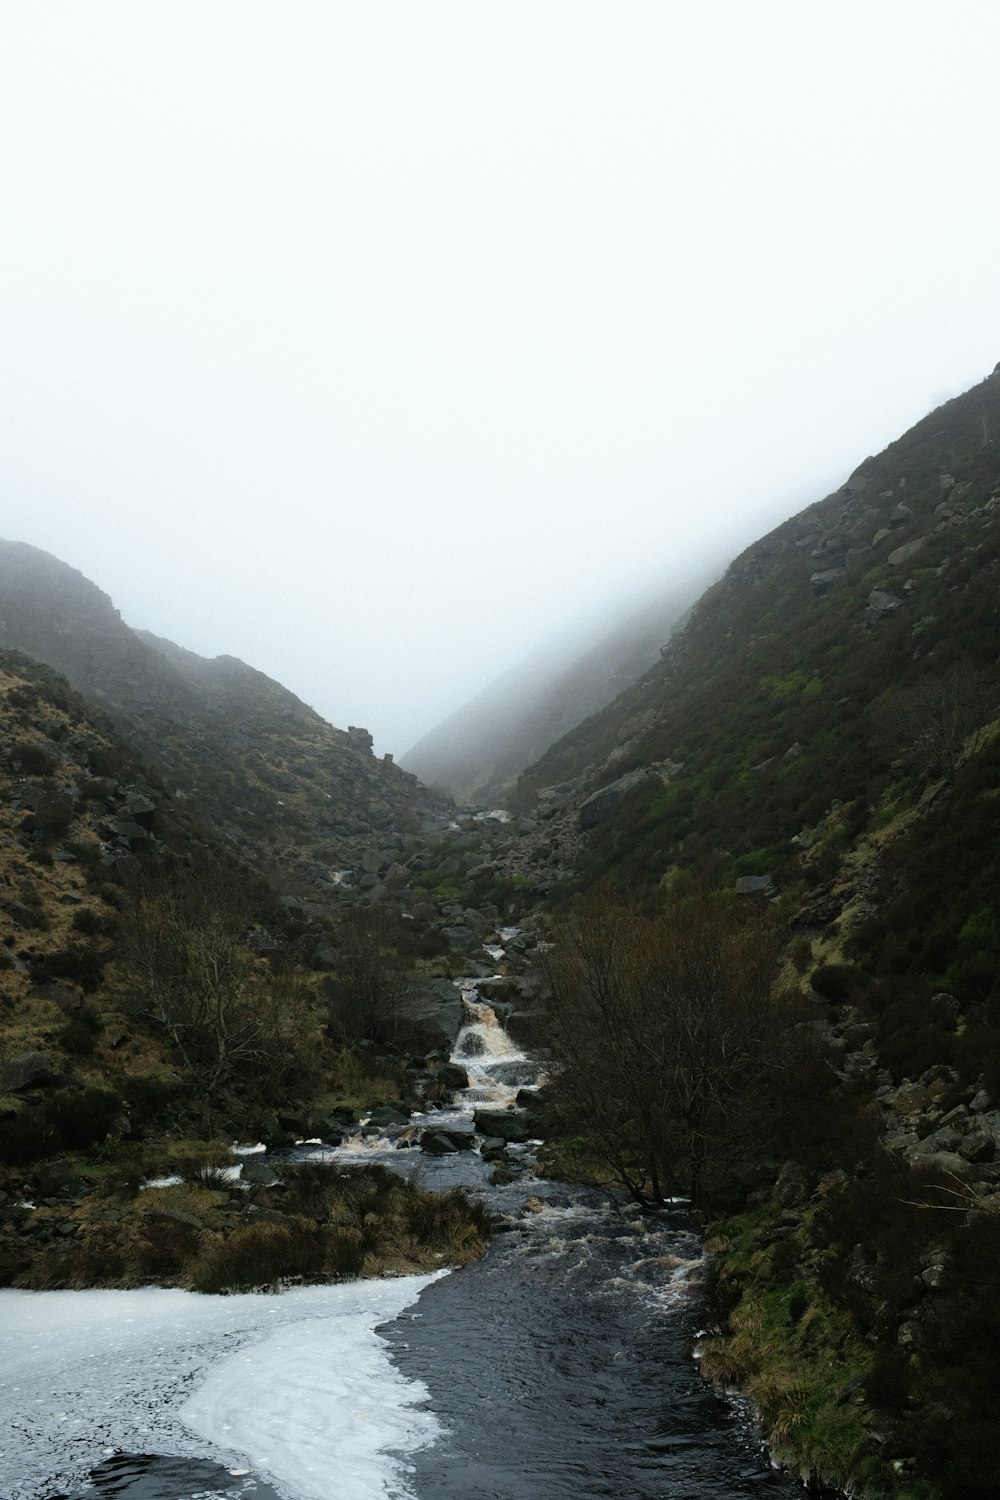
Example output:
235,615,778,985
867,588,903,620
0,1051,54,1092
578,768,661,831
473,1108,531,1142
887,536,926,569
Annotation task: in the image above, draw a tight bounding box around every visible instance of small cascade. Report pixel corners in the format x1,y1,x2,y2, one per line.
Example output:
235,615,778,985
452,982,534,1109
283,939,542,1183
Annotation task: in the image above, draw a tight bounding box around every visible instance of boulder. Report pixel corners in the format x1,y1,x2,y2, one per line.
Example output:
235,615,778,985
958,1130,995,1165
809,568,845,595
736,874,773,894
441,925,479,950
473,1108,531,1142
887,536,926,568
437,1062,470,1091
0,1050,54,1092
867,589,902,616
578,769,661,831
368,1104,412,1128
420,1130,462,1155
398,979,466,1050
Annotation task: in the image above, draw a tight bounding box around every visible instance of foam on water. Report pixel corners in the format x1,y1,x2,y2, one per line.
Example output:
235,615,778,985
1,1275,443,1500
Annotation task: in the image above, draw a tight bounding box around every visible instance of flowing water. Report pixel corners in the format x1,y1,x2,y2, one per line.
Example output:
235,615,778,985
3,946,800,1500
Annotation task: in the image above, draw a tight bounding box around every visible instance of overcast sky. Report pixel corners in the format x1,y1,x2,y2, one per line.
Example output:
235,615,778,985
2,2,999,755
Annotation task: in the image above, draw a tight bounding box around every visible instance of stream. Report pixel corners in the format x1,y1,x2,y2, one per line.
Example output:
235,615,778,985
1,936,799,1500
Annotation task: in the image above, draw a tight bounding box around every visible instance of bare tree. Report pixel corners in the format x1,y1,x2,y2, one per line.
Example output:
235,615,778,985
878,667,998,781
543,890,787,1204
323,908,409,1048
119,863,315,1129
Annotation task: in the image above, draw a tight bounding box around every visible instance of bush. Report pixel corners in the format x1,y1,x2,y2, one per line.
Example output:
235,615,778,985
188,1221,329,1293
10,741,56,776
809,964,866,1002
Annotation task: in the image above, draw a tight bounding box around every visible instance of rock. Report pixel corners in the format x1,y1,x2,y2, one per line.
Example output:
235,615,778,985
437,1062,470,1091
240,1160,282,1187
480,1137,509,1162
888,502,913,528
894,1081,930,1115
809,568,845,595
399,979,466,1050
578,768,661,831
887,536,926,568
958,1131,995,1165
368,1104,412,1127
123,791,156,828
441,925,479,949
736,874,772,894
911,1126,962,1156
867,588,903,617
473,1108,531,1142
0,1051,54,1091
420,1131,460,1155
907,1149,974,1180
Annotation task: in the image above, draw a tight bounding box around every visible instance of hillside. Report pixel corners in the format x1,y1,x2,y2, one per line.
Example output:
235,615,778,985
0,541,450,895
400,580,701,802
500,364,1000,1497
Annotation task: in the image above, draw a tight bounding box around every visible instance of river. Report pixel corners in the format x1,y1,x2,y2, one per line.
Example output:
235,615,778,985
1,942,799,1500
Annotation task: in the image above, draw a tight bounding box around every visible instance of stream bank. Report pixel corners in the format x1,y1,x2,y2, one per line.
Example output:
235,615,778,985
2,930,804,1500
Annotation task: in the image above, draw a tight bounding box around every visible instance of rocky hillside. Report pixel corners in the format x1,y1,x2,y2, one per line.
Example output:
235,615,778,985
400,579,700,802
0,541,450,894
495,364,1000,1497
505,365,1000,877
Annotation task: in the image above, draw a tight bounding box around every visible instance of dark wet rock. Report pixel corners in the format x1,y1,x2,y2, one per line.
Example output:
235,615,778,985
438,1062,470,1091
368,1104,412,1128
241,1159,282,1187
473,1108,531,1142
420,1131,462,1155
480,1137,509,1162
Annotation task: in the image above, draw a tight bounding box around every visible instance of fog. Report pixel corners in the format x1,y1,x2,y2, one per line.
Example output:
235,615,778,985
2,3,999,754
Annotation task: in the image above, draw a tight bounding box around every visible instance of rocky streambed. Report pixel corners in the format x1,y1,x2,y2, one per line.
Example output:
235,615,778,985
2,930,802,1500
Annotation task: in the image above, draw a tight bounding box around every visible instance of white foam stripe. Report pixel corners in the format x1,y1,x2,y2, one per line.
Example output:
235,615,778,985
1,1275,443,1500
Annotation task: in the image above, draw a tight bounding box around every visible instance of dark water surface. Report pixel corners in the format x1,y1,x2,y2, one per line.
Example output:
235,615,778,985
52,973,801,1500
384,1193,795,1500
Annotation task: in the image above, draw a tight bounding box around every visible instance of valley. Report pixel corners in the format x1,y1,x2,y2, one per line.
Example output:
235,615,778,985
3,365,1000,1498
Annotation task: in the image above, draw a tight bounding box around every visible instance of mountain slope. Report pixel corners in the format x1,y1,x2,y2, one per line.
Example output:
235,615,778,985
511,365,1000,868
507,365,1000,1497
0,541,449,891
400,579,702,802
